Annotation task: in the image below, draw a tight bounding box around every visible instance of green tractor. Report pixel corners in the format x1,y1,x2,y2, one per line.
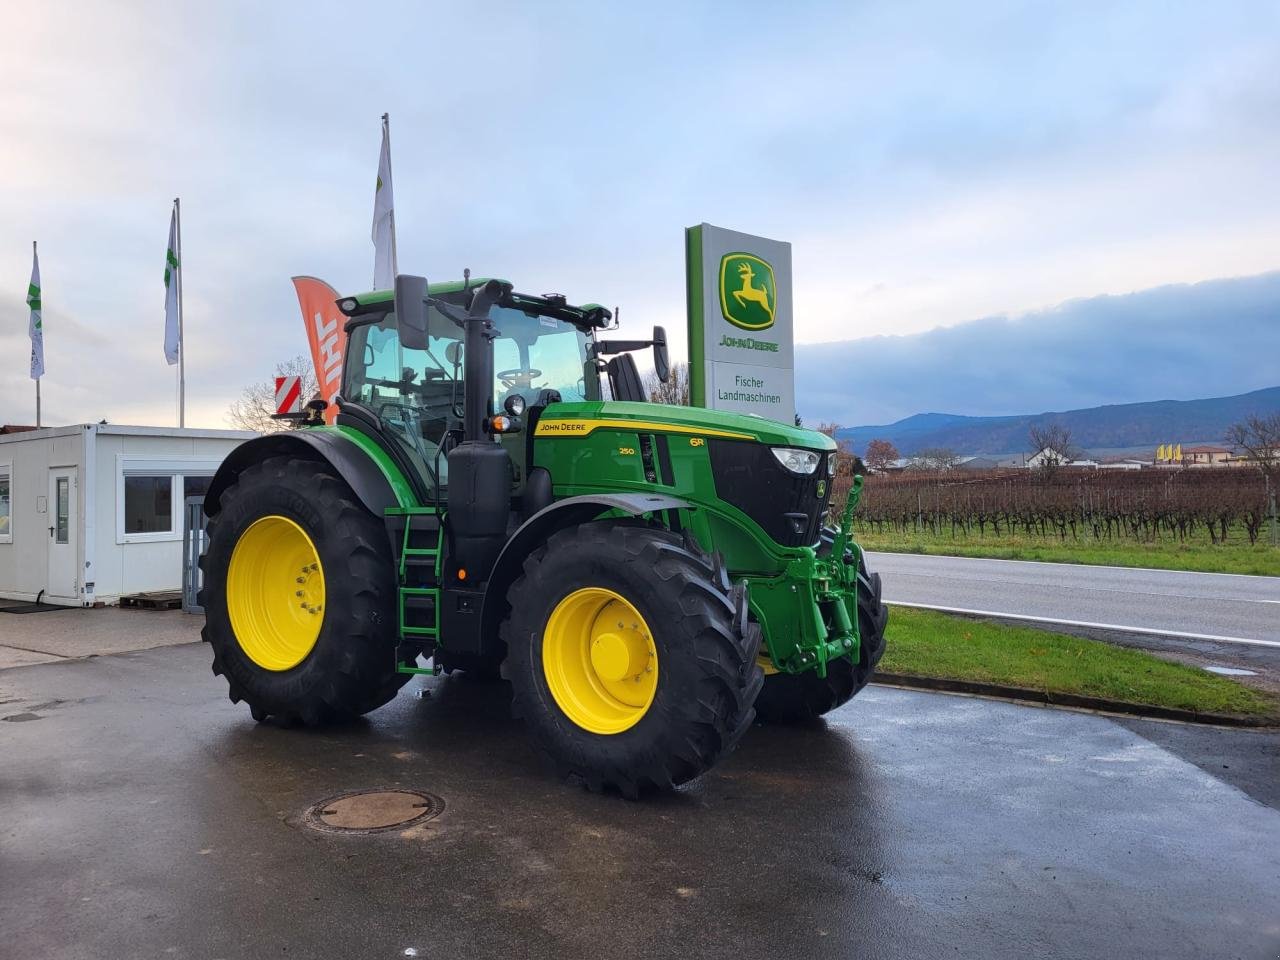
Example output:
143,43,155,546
200,274,887,795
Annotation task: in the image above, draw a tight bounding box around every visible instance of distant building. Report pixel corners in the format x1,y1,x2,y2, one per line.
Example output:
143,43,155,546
1024,447,1099,470
1025,447,1066,469
1182,445,1234,466
1098,457,1147,471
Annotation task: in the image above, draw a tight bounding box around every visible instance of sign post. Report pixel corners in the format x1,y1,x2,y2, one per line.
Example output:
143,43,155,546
685,223,794,424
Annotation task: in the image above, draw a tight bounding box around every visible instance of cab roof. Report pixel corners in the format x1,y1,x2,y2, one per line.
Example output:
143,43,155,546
337,280,613,329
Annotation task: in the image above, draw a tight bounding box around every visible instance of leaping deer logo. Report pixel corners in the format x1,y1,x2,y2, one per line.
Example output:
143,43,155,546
732,262,774,323
718,252,777,330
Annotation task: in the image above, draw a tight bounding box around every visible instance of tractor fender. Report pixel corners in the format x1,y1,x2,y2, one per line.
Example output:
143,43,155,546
481,493,692,640
203,431,404,520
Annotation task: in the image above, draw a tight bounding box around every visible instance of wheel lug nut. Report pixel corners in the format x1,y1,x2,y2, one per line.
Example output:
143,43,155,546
295,590,304,597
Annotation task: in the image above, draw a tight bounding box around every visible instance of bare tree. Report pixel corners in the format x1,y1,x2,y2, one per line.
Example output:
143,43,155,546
643,360,690,405
864,438,899,472
907,447,961,471
814,422,852,451
1225,413,1280,482
1028,423,1081,474
227,355,319,433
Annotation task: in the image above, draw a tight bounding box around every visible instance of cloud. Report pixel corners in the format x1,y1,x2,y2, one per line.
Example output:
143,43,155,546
0,2,1278,428
796,271,1280,425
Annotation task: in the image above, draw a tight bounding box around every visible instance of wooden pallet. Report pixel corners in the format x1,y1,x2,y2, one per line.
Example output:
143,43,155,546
119,591,183,611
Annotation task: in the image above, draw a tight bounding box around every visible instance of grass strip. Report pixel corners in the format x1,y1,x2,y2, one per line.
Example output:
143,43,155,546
853,527,1280,577
879,606,1279,720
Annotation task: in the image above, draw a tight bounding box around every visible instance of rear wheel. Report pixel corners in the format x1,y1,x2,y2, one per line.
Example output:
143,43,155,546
753,555,888,723
502,522,762,796
199,456,411,724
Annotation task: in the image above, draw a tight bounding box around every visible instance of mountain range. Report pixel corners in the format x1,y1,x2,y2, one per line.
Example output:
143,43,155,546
836,385,1280,457
795,271,1280,427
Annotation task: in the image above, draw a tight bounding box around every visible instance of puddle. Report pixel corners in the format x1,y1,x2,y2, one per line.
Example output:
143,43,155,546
1203,665,1257,677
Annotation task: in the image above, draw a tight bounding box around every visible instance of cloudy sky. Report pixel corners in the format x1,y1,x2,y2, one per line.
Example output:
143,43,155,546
1,1,1278,428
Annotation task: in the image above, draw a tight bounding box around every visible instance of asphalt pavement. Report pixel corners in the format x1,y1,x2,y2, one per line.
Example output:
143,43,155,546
867,552,1280,644
2,642,1278,960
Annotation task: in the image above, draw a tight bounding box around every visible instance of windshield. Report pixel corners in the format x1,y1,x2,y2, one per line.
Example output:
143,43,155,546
489,307,594,406
342,299,597,498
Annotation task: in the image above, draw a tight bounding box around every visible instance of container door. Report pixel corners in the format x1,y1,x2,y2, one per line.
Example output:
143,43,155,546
46,468,78,600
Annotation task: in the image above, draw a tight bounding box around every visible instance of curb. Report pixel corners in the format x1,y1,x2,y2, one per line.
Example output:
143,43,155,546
871,671,1277,728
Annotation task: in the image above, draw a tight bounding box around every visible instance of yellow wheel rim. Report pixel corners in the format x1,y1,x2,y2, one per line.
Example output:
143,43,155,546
542,587,658,735
227,515,326,671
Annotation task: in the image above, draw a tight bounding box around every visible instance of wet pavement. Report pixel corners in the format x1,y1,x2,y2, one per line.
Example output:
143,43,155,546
2,643,1278,960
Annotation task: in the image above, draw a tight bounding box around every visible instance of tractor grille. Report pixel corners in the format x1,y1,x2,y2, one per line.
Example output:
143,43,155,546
708,440,832,547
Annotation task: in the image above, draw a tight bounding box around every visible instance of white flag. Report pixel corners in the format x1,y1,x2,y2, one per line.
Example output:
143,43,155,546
371,116,397,290
28,244,43,380
164,205,180,365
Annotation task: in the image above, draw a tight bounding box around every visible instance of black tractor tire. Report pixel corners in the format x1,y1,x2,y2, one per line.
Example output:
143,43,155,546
199,455,412,724
501,522,763,797
753,555,889,723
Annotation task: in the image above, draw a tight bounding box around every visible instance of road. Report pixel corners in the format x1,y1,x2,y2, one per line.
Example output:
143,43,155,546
2,643,1277,960
868,552,1280,647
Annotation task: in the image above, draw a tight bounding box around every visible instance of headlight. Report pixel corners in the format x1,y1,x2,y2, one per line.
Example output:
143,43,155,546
827,454,837,477
771,447,821,475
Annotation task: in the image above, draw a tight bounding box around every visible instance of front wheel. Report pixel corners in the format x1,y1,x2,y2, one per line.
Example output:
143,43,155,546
501,523,762,797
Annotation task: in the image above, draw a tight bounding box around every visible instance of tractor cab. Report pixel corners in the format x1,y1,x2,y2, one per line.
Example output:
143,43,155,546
335,278,666,510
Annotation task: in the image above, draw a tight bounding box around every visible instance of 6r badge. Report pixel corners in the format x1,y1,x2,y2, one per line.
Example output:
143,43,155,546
718,253,776,331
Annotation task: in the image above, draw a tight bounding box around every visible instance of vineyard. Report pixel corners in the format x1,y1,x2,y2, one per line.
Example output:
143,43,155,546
837,468,1276,546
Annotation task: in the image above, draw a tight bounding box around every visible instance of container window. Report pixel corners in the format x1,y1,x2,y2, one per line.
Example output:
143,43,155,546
0,469,11,542
55,477,70,543
124,475,173,534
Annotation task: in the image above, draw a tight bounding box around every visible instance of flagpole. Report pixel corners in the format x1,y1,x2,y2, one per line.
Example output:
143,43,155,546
175,197,185,428
32,240,41,428
383,113,397,279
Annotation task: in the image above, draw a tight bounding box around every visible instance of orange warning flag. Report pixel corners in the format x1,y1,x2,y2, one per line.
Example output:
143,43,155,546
292,276,345,425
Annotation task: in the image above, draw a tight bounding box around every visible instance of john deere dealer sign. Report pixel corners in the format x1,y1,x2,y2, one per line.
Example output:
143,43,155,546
686,223,794,423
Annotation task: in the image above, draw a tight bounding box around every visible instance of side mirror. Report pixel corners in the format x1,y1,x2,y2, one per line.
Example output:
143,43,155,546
653,325,670,383
394,274,429,350
445,341,463,368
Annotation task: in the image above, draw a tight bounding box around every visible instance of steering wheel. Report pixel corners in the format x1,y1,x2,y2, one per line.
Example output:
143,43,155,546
497,367,542,389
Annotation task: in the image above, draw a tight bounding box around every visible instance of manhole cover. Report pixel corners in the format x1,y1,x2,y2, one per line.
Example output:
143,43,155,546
304,789,444,835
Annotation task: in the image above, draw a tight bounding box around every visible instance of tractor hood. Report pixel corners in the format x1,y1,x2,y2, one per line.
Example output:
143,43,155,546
533,401,837,451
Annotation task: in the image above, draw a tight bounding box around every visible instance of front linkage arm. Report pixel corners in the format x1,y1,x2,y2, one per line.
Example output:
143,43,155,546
748,475,867,678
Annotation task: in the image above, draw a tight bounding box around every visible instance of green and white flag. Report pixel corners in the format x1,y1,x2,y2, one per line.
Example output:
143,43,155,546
371,114,397,290
27,242,43,380
164,205,180,365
